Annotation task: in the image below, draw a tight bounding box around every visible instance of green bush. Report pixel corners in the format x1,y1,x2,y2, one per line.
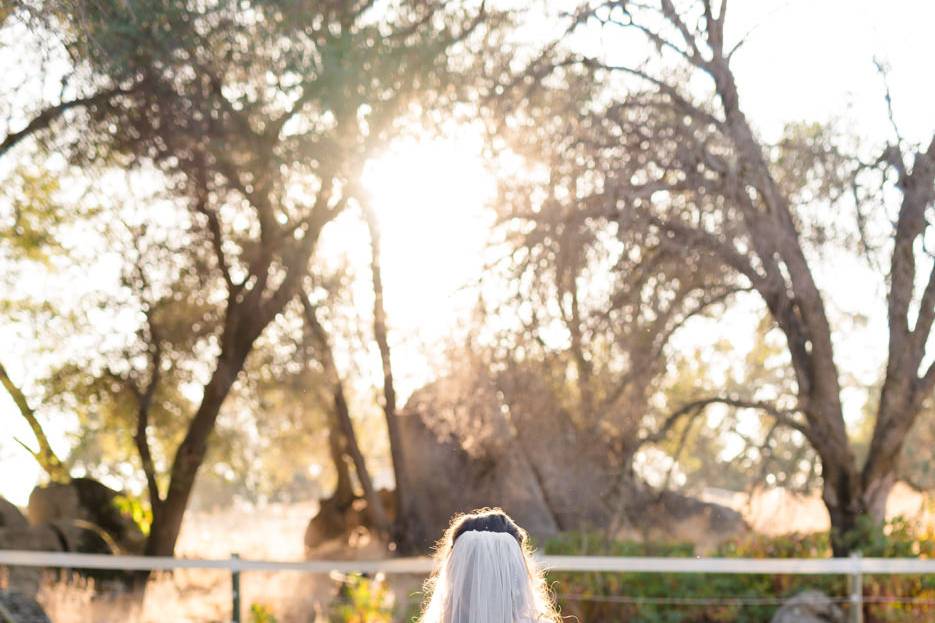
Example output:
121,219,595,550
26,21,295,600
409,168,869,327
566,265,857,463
249,602,278,623
329,573,395,623
543,518,935,623
112,493,153,536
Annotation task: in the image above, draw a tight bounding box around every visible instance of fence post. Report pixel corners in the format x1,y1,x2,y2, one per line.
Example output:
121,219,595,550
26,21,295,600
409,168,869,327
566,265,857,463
848,551,863,623
231,553,241,623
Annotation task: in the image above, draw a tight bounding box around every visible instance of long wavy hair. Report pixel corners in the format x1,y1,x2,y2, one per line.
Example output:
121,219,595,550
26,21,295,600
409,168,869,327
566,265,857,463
417,508,561,623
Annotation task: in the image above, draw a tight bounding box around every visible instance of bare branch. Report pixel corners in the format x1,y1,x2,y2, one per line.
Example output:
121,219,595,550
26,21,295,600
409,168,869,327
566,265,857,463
919,359,935,399
598,11,696,65
641,395,812,448
700,0,726,59
874,58,906,149
887,134,935,365
584,58,725,130
0,86,132,158
912,260,935,357
645,214,763,286
191,157,236,294
659,0,704,61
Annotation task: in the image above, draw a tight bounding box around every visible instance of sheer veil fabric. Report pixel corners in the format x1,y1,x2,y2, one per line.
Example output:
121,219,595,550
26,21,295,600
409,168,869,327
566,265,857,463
420,530,540,623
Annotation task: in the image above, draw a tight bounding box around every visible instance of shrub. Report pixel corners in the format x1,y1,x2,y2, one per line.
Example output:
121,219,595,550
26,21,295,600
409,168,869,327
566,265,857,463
112,494,153,536
329,573,394,623
249,602,278,623
543,517,935,623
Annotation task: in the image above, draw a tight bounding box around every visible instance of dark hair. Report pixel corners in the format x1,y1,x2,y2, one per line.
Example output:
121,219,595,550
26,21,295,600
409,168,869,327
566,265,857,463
451,508,525,545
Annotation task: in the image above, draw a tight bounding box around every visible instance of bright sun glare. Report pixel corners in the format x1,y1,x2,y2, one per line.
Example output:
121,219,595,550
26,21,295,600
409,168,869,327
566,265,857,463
357,135,496,394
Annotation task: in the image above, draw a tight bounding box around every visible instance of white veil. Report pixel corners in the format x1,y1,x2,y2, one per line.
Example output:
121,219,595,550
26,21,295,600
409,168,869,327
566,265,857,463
420,530,539,623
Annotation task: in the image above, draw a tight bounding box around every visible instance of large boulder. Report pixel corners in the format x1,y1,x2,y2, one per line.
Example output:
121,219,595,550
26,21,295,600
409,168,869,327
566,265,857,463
631,489,749,553
497,369,621,530
1,480,148,593
770,590,846,623
0,522,64,597
0,496,63,596
26,478,145,555
306,359,747,554
396,365,747,551
0,591,52,623
397,373,560,550
304,363,563,554
0,498,28,530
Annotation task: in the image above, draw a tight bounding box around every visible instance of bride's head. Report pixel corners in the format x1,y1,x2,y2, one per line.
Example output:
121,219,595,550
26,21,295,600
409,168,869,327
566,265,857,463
418,508,561,623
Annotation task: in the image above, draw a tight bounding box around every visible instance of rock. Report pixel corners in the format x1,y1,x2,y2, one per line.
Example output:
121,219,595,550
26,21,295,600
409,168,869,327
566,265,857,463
770,590,846,623
395,368,560,551
499,369,749,547
304,489,397,554
497,369,620,530
636,490,748,553
401,364,748,550
0,591,51,623
306,359,748,554
27,479,145,555
304,495,354,548
0,525,64,597
12,479,145,591
0,498,27,529
25,484,79,528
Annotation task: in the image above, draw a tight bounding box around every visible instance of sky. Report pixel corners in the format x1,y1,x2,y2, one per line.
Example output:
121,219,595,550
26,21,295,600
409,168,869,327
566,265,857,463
3,0,935,505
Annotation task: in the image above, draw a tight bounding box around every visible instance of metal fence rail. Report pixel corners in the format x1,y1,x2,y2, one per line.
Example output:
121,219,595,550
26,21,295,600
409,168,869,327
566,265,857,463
2,550,935,574
3,550,934,623
0,550,435,573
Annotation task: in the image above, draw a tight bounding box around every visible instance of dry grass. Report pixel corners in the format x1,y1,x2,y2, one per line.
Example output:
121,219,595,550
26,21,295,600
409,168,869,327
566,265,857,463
35,569,340,623
29,486,935,622
729,482,935,535
33,499,422,623
33,500,324,622
35,568,423,623
175,500,318,560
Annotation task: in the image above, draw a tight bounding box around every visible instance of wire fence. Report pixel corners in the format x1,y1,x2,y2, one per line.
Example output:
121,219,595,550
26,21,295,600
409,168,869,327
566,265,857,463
2,550,934,623
554,593,935,606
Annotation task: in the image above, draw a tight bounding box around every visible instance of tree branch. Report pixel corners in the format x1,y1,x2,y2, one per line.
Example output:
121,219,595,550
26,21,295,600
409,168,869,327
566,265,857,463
642,395,812,447
300,291,392,537
583,58,725,130
660,0,704,60
0,360,69,482
135,309,164,512
874,58,906,150
645,214,764,286
0,87,131,158
191,156,236,294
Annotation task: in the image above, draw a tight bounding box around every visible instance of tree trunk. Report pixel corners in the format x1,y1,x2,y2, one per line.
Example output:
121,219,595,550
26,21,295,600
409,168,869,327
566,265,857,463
862,392,920,522
143,349,248,556
556,0,935,560
362,204,412,548
302,293,392,539
327,420,357,509
564,276,594,424
820,457,866,557
330,376,393,538
863,471,896,524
